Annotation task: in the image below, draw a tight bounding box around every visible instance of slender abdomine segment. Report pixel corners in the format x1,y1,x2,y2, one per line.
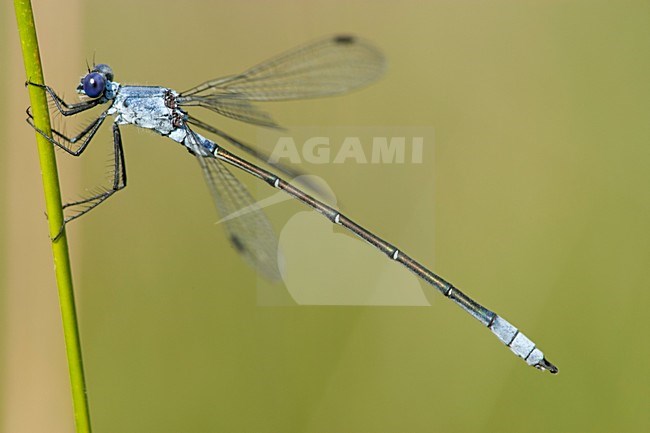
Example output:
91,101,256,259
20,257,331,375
489,316,557,373
213,146,558,373
445,285,496,326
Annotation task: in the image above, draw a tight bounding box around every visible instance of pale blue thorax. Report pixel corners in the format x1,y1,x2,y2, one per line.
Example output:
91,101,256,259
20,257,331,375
106,82,216,156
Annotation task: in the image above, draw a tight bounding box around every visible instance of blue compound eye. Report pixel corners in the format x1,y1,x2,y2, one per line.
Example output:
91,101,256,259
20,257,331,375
82,72,105,98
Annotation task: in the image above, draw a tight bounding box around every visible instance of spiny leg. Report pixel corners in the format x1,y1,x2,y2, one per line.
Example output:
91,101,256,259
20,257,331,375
62,123,127,224
26,81,102,116
26,107,108,156
25,82,113,240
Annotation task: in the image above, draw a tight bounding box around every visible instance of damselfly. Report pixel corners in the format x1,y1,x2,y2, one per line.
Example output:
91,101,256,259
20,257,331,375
27,35,557,373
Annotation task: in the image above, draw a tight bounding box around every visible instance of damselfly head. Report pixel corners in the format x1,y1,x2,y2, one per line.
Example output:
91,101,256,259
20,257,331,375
77,63,114,99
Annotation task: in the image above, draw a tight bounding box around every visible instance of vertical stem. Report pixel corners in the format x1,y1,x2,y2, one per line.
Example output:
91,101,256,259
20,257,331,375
13,1,92,432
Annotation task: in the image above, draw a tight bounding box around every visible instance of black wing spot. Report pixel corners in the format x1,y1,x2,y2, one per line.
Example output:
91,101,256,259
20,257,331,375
333,35,355,45
230,234,246,253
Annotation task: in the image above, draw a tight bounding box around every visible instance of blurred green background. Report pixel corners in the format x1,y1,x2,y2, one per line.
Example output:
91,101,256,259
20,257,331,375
2,0,649,432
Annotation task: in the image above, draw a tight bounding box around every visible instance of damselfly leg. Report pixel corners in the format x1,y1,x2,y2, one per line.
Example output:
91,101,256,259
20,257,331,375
26,82,127,230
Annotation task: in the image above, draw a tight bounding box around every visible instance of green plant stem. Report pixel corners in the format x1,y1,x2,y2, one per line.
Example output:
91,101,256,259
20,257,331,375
13,1,92,432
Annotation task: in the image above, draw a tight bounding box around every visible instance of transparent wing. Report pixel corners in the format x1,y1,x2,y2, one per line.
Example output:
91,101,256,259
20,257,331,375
179,34,385,105
186,128,281,281
181,95,280,128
